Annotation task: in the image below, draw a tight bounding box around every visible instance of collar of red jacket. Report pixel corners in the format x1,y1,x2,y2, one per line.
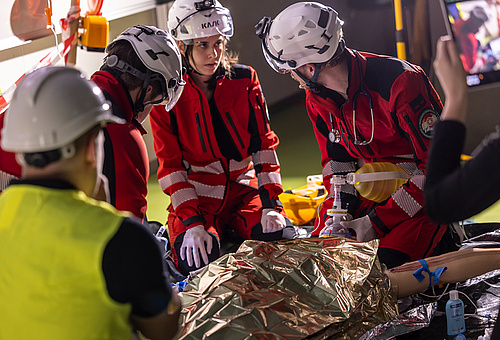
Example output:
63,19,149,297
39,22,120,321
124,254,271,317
90,71,132,121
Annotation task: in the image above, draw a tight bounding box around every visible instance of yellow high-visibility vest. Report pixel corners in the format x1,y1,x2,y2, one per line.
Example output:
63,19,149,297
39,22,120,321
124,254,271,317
0,184,132,339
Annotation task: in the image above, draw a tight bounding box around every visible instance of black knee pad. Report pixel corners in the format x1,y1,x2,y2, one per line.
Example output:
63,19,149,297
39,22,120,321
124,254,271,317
250,223,297,241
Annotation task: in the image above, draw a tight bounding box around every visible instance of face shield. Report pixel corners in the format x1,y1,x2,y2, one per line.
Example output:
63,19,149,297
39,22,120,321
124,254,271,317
141,72,185,112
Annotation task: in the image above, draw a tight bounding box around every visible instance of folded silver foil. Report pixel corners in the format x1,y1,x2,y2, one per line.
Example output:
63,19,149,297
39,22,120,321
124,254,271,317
177,237,399,339
359,302,437,340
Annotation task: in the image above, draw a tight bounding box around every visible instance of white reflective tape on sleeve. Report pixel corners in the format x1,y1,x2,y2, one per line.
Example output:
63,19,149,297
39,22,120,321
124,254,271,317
158,170,188,191
230,157,252,172
410,174,425,191
322,161,357,178
188,180,225,200
253,150,279,165
326,183,357,199
257,171,282,186
394,161,418,175
1,170,18,191
236,169,256,186
394,154,414,159
170,187,198,209
391,188,422,217
190,161,225,175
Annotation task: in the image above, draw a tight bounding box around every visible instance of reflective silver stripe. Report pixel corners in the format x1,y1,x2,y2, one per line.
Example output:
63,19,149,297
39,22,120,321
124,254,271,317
170,187,198,209
412,168,424,176
391,188,422,217
0,170,18,191
394,154,414,159
257,171,282,186
394,162,418,175
253,150,279,165
236,169,256,186
190,161,225,175
188,180,225,200
326,183,357,199
410,174,425,191
230,157,252,172
158,170,188,191
322,161,357,178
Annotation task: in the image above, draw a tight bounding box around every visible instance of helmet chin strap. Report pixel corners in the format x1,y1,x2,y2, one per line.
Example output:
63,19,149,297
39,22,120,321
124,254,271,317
92,129,109,200
293,39,346,94
295,63,323,94
132,70,152,117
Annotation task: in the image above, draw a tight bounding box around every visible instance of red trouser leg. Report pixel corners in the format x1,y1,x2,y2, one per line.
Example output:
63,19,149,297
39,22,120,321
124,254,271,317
168,181,295,275
221,181,294,241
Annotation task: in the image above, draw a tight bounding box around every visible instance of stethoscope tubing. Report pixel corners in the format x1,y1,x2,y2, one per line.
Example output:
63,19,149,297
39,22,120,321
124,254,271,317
329,50,375,147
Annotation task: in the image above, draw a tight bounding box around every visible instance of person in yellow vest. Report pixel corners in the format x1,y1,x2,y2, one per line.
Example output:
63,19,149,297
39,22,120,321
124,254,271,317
0,66,181,339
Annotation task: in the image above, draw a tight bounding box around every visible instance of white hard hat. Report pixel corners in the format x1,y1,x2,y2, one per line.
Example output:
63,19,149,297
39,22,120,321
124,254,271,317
167,0,233,43
107,25,185,111
1,66,121,153
256,2,344,73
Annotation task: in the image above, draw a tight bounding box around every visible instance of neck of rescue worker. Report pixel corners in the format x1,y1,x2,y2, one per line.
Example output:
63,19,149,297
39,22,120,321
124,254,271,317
22,153,96,197
190,72,215,100
317,61,349,100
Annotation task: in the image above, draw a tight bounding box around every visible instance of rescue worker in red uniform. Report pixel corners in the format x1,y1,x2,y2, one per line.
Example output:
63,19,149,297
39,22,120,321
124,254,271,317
150,0,296,275
0,114,20,192
257,2,460,268
90,25,184,222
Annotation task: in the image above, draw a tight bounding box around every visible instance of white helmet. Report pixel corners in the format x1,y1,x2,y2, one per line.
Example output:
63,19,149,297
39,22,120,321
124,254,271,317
168,0,233,43
256,2,344,73
1,66,121,153
106,25,185,111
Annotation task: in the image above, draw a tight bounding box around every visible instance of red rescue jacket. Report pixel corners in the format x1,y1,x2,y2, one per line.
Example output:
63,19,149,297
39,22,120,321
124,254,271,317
91,71,149,221
150,64,283,228
0,112,21,192
308,49,443,236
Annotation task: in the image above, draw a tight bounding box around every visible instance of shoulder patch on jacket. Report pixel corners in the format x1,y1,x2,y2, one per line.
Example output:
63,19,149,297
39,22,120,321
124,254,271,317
418,109,439,139
232,64,251,80
364,57,416,101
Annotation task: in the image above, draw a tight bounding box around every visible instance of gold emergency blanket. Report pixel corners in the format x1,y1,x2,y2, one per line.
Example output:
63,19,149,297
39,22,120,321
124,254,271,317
178,238,398,339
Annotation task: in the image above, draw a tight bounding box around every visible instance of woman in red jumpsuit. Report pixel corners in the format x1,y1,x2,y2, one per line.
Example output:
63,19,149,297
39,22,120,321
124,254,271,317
150,0,295,275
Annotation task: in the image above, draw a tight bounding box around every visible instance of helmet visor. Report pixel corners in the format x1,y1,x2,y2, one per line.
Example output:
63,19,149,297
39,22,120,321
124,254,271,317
260,39,298,74
165,79,185,111
262,44,287,74
176,7,233,42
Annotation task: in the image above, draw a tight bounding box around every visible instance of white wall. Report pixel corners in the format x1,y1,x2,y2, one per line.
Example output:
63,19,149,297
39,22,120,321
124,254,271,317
0,7,159,161
2,1,497,160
